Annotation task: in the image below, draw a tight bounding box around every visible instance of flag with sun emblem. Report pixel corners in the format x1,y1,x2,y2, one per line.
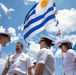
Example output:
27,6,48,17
23,0,56,42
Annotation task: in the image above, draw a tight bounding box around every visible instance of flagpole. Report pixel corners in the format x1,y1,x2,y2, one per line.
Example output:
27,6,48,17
60,62,63,75
55,5,64,75
70,0,76,8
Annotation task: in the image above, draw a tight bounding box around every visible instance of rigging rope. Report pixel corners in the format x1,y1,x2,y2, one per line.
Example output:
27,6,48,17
0,0,14,26
70,0,76,9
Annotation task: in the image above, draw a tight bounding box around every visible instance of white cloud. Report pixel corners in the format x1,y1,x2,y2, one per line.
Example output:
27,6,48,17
23,0,40,5
8,27,16,35
55,49,62,58
7,27,23,43
0,3,15,14
45,22,58,32
0,26,6,32
0,52,8,74
8,16,12,20
8,8,15,12
63,34,76,46
27,41,40,60
45,8,76,34
11,36,19,43
0,58,6,66
57,8,76,33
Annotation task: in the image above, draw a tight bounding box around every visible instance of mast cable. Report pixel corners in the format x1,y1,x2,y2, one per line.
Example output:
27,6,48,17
0,0,14,26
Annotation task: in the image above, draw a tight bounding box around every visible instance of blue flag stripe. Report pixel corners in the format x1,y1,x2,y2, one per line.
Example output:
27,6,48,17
24,14,55,39
24,3,37,24
26,10,36,21
24,6,54,29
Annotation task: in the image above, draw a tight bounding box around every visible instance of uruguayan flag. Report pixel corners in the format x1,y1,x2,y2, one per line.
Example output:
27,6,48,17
23,0,56,42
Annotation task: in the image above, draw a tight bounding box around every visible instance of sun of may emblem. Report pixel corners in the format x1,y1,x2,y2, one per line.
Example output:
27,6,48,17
40,0,48,8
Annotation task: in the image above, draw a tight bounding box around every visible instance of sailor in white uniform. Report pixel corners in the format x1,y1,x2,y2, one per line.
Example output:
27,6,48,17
35,36,56,75
59,40,76,75
2,42,33,75
0,32,11,58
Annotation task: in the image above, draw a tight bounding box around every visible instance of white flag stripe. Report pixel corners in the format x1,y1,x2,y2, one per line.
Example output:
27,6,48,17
43,10,54,19
44,18,56,27
23,18,43,35
36,0,54,14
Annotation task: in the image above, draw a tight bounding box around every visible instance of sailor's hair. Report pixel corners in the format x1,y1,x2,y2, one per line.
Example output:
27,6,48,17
59,40,72,49
17,42,24,49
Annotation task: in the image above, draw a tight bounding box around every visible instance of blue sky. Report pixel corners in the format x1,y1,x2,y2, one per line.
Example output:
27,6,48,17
0,0,76,75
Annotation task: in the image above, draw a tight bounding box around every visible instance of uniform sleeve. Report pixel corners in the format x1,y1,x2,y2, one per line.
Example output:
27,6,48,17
67,49,76,62
26,56,33,69
0,44,2,58
5,54,13,68
37,49,48,64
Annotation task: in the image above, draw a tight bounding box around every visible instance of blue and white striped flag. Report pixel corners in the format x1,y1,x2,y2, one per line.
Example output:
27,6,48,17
23,0,56,42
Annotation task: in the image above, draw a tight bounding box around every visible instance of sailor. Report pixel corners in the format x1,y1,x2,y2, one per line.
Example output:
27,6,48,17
0,32,11,58
2,42,33,75
35,36,56,75
59,40,76,75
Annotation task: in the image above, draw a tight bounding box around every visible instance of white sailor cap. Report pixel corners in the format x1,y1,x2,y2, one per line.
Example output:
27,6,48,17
33,60,36,64
39,36,55,46
59,40,72,47
0,32,11,41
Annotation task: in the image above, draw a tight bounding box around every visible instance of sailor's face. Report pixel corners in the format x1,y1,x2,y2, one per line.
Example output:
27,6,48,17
61,45,67,53
40,40,47,49
16,43,22,53
2,37,10,46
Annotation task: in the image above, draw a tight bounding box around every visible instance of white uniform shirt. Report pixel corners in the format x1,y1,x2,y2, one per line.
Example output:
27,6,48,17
63,49,76,75
37,48,56,75
0,44,2,58
5,52,33,75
